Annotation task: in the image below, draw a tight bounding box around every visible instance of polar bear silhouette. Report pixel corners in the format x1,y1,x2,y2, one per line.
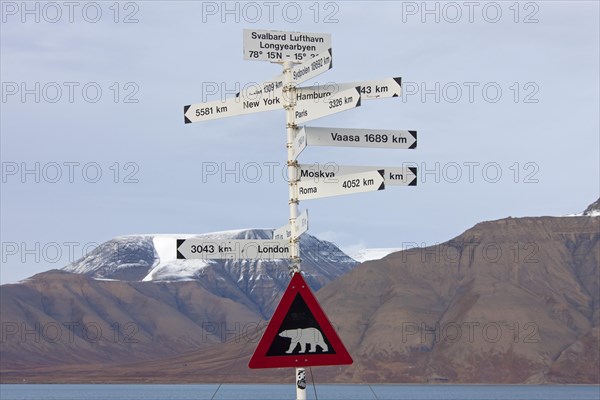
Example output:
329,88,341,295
279,327,329,354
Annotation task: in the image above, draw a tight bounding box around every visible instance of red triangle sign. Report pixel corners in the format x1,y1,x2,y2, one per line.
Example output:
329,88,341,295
249,272,353,369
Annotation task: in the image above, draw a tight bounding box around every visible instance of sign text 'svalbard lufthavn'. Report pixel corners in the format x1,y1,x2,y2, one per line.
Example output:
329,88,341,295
243,29,331,62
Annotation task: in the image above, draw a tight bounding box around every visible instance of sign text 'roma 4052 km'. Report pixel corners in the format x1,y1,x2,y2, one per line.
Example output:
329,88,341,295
297,169,386,201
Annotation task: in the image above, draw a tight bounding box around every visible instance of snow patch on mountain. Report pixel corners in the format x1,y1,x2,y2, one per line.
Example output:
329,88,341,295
583,198,600,216
142,260,210,282
64,229,358,286
585,210,600,217
59,229,357,318
565,198,600,217
565,211,600,217
351,248,401,263
64,236,158,281
140,236,212,281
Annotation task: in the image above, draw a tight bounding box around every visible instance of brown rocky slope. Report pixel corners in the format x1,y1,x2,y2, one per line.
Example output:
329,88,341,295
1,214,598,383
118,215,599,384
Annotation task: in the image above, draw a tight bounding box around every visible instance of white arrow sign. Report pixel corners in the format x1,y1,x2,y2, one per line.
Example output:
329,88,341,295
297,169,385,201
340,77,402,99
298,164,417,187
273,209,309,240
184,84,284,124
236,48,333,113
187,48,334,124
291,127,307,161
235,77,285,114
184,97,241,124
176,239,291,260
243,29,331,62
296,78,401,105
295,86,361,124
299,126,417,150
296,82,339,105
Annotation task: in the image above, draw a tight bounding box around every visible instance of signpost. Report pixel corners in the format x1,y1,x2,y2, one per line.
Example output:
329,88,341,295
182,28,418,400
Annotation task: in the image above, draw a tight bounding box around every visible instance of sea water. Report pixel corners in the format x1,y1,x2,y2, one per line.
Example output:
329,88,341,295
1,384,599,400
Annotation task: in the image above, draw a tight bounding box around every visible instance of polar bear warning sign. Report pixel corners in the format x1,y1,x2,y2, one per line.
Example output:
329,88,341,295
279,328,329,354
249,272,353,368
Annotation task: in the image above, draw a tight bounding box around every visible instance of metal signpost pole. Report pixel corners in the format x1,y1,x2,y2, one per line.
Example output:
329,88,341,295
282,60,306,400
283,61,300,276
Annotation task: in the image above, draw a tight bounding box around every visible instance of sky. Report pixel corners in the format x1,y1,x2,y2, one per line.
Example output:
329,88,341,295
1,1,599,284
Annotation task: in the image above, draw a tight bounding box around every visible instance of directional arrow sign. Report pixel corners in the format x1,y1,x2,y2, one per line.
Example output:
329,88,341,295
340,77,402,100
176,239,290,260
297,78,401,106
295,86,361,124
185,45,334,124
239,77,284,99
274,209,309,240
296,82,340,105
298,164,417,187
297,169,385,201
184,97,240,124
289,49,332,85
185,85,284,124
235,77,285,114
300,126,417,150
291,127,307,161
236,48,332,114
243,29,331,62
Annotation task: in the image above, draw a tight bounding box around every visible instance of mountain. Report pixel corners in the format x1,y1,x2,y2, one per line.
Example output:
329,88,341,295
62,229,357,318
105,213,597,384
317,215,599,383
0,230,356,374
567,197,600,217
2,204,598,384
0,270,258,369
